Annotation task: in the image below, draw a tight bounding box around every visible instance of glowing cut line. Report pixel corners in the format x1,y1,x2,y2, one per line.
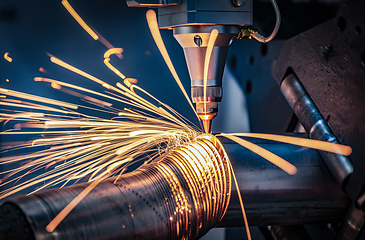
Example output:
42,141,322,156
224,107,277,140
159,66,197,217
221,134,297,175
146,10,199,120
4,52,12,62
203,29,219,116
46,177,105,232
104,48,126,79
224,133,352,156
61,0,99,40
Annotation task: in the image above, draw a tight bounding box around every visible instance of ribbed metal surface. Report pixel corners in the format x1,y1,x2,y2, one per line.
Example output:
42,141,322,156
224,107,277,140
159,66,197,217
4,135,230,240
1,134,350,239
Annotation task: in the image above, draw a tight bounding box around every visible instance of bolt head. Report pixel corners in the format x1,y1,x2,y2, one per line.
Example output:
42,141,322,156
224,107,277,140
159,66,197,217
232,0,245,7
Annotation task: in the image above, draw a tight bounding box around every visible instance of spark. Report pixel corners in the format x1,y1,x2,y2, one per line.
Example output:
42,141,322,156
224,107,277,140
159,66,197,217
50,56,107,87
229,162,251,240
6,79,9,82
0,88,78,110
146,10,199,121
104,48,126,79
203,29,219,121
0,5,354,240
4,52,12,62
220,134,297,175
224,132,352,156
61,0,99,40
39,67,48,74
46,176,106,232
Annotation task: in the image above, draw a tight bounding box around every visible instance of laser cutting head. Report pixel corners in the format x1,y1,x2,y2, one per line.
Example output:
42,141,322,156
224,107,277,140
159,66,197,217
128,0,253,132
173,25,238,132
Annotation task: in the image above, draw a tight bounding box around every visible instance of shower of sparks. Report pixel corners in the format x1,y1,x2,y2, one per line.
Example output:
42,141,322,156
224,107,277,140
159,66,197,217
203,29,219,122
146,10,199,121
0,42,203,232
4,52,12,62
62,0,99,40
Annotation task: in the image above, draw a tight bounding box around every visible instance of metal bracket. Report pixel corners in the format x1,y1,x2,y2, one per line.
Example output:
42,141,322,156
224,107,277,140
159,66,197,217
126,0,181,7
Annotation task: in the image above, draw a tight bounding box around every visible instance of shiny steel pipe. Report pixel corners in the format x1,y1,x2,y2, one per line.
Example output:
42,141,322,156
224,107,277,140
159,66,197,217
1,135,349,239
280,73,353,189
1,135,231,240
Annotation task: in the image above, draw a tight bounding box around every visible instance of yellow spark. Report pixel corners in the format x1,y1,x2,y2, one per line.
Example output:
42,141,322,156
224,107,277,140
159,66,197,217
4,52,12,62
50,56,105,86
103,48,126,79
220,134,297,175
6,79,9,82
46,177,105,232
146,10,199,120
51,82,61,90
61,0,99,40
0,88,78,109
224,133,352,156
229,162,251,240
203,29,219,117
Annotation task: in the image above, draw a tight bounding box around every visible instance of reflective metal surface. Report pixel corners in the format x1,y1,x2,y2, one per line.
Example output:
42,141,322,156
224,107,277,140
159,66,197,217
280,73,353,188
1,134,350,239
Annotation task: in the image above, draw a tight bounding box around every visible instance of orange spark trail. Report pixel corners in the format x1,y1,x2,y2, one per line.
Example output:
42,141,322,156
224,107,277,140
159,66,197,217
50,56,110,88
104,48,126,79
0,88,78,109
4,52,12,62
203,29,218,117
224,133,352,156
39,67,48,74
46,177,105,232
229,163,251,240
221,134,297,175
61,0,99,40
146,10,199,120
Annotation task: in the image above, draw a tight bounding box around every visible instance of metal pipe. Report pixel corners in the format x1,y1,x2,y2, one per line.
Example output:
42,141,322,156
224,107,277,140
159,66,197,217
280,73,353,189
0,135,349,239
337,205,365,240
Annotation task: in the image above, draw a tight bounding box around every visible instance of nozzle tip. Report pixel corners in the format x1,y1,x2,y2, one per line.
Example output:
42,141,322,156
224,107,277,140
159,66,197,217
198,113,217,134
202,119,212,133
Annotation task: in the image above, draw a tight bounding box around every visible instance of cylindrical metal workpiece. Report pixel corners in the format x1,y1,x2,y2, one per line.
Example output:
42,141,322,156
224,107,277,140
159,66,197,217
0,135,349,239
1,136,231,240
280,73,353,188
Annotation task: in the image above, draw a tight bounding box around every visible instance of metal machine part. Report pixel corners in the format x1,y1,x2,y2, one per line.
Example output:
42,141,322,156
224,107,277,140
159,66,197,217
128,0,253,132
280,73,353,189
217,135,348,227
0,135,349,240
173,25,238,131
272,0,365,239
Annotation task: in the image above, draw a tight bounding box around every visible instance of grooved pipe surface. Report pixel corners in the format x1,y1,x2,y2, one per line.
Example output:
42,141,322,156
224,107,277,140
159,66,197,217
1,135,349,239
